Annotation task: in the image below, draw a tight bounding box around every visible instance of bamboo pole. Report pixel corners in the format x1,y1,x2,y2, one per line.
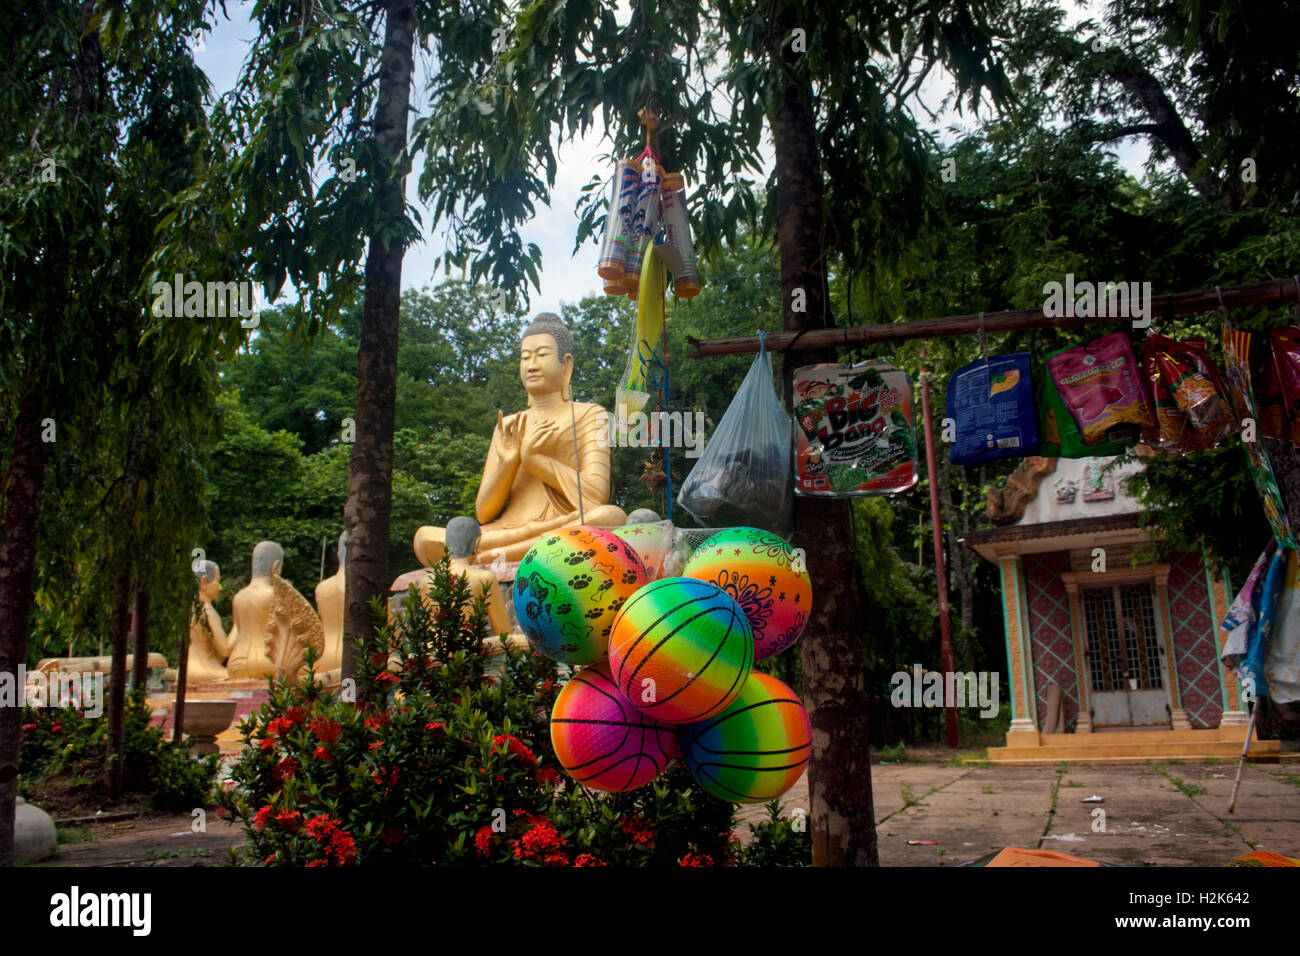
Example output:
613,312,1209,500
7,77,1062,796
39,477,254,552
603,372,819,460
687,278,1300,357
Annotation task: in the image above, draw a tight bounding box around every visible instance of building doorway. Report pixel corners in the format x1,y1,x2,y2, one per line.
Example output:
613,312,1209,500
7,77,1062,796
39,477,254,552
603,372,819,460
1082,582,1171,729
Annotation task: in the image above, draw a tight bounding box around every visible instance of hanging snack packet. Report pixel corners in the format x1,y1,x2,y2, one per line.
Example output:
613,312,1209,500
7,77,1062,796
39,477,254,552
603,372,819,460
794,361,918,496
1269,329,1300,413
1038,369,1134,459
1046,332,1153,446
1140,335,1235,453
1250,334,1290,441
946,353,1038,465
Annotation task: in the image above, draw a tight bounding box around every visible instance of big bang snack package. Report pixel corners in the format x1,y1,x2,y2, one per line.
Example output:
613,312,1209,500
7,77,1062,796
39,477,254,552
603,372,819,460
793,361,918,496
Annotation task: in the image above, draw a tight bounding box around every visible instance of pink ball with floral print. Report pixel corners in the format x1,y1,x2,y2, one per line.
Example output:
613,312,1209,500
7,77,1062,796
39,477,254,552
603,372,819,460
681,528,812,660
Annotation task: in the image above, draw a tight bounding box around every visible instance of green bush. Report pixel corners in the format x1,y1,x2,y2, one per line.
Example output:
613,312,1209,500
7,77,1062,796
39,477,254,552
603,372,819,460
19,689,219,811
734,801,810,867
219,557,743,866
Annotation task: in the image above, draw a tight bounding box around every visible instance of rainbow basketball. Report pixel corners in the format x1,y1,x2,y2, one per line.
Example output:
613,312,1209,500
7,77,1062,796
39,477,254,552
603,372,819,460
549,662,679,792
681,527,811,660
514,526,650,664
607,577,753,724
679,671,812,803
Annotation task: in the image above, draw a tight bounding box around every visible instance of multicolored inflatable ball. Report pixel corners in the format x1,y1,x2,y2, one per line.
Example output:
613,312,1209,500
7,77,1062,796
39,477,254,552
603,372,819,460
514,526,650,664
611,522,675,579
549,662,679,792
607,576,753,724
679,671,812,804
681,527,811,660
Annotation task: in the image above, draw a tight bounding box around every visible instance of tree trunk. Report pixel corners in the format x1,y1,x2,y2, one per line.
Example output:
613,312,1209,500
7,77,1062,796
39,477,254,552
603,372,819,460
342,0,417,696
771,1,877,867
131,587,150,690
0,387,51,866
940,462,975,631
106,416,146,798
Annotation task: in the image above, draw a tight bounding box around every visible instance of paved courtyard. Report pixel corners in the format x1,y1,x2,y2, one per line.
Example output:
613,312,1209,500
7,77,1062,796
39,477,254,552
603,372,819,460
735,760,1300,866
33,760,1300,866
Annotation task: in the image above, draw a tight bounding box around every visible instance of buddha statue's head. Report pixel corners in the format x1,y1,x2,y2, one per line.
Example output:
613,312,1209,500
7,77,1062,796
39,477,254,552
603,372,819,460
194,561,221,602
251,540,284,580
445,516,482,559
520,312,574,403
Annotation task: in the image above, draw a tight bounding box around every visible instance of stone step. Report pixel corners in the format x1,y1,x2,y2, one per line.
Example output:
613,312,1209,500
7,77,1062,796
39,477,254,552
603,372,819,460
989,739,1286,763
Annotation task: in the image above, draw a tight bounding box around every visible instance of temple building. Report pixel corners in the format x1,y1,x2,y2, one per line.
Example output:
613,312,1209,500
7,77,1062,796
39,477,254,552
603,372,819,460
966,455,1283,763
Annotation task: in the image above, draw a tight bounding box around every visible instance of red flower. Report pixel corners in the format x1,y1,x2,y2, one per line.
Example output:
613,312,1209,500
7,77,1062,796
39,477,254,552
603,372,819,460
20,723,36,733
364,713,390,732
267,717,293,738
374,672,399,687
380,826,402,846
474,825,495,858
305,858,328,867
51,724,62,733
253,806,274,831
264,853,278,866
492,734,538,768
284,706,306,725
327,829,357,865
679,851,716,867
368,741,384,751
536,767,562,787
259,737,275,752
425,721,446,739
370,651,389,668
311,718,342,744
520,821,565,855
215,807,230,821
275,810,301,831
542,850,569,867
304,815,339,840
572,853,606,867
273,757,299,781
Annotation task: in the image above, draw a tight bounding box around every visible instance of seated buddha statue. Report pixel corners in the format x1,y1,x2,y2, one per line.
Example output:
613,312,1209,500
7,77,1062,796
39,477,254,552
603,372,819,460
225,541,284,680
314,531,346,678
186,561,231,685
418,313,626,564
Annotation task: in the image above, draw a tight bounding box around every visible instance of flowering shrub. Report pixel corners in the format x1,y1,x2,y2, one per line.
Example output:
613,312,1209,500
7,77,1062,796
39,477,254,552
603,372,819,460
19,689,219,812
732,800,810,867
220,557,741,866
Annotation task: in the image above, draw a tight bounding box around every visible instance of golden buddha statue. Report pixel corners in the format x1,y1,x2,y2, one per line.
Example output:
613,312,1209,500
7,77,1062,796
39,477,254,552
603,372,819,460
314,531,346,678
186,561,230,685
413,518,512,636
418,313,626,564
226,541,285,680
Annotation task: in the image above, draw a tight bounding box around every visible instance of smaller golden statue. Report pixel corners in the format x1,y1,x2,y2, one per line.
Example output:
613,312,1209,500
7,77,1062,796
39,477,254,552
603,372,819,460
227,541,324,685
314,532,346,680
414,518,511,636
187,561,231,685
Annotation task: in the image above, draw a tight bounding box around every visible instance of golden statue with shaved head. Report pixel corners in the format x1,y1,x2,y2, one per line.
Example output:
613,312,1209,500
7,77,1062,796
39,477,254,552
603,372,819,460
417,313,626,564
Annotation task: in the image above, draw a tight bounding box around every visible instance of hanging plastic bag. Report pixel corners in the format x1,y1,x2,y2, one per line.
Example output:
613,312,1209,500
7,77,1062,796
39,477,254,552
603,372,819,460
947,353,1039,465
1045,332,1153,446
678,332,794,536
793,361,919,496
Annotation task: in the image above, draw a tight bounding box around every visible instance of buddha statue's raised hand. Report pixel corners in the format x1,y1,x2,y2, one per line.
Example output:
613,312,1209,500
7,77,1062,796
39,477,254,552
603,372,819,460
495,410,523,468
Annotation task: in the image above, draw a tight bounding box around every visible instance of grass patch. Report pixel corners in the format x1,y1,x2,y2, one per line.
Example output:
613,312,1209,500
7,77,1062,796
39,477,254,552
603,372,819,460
981,784,994,794
901,782,919,807
55,826,93,846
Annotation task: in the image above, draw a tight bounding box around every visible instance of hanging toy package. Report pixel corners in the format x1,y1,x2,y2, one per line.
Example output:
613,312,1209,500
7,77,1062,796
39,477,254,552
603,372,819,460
677,333,794,536
1140,334,1236,453
946,353,1038,465
793,361,918,496
1045,332,1153,447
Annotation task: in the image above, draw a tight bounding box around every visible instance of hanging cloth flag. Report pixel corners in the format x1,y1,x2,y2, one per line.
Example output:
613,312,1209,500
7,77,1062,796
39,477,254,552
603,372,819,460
1221,324,1298,549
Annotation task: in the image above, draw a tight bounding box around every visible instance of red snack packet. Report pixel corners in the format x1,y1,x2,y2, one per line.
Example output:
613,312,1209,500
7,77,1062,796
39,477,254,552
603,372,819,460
1251,334,1290,441
1140,335,1236,453
1270,329,1300,412
1047,332,1154,446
